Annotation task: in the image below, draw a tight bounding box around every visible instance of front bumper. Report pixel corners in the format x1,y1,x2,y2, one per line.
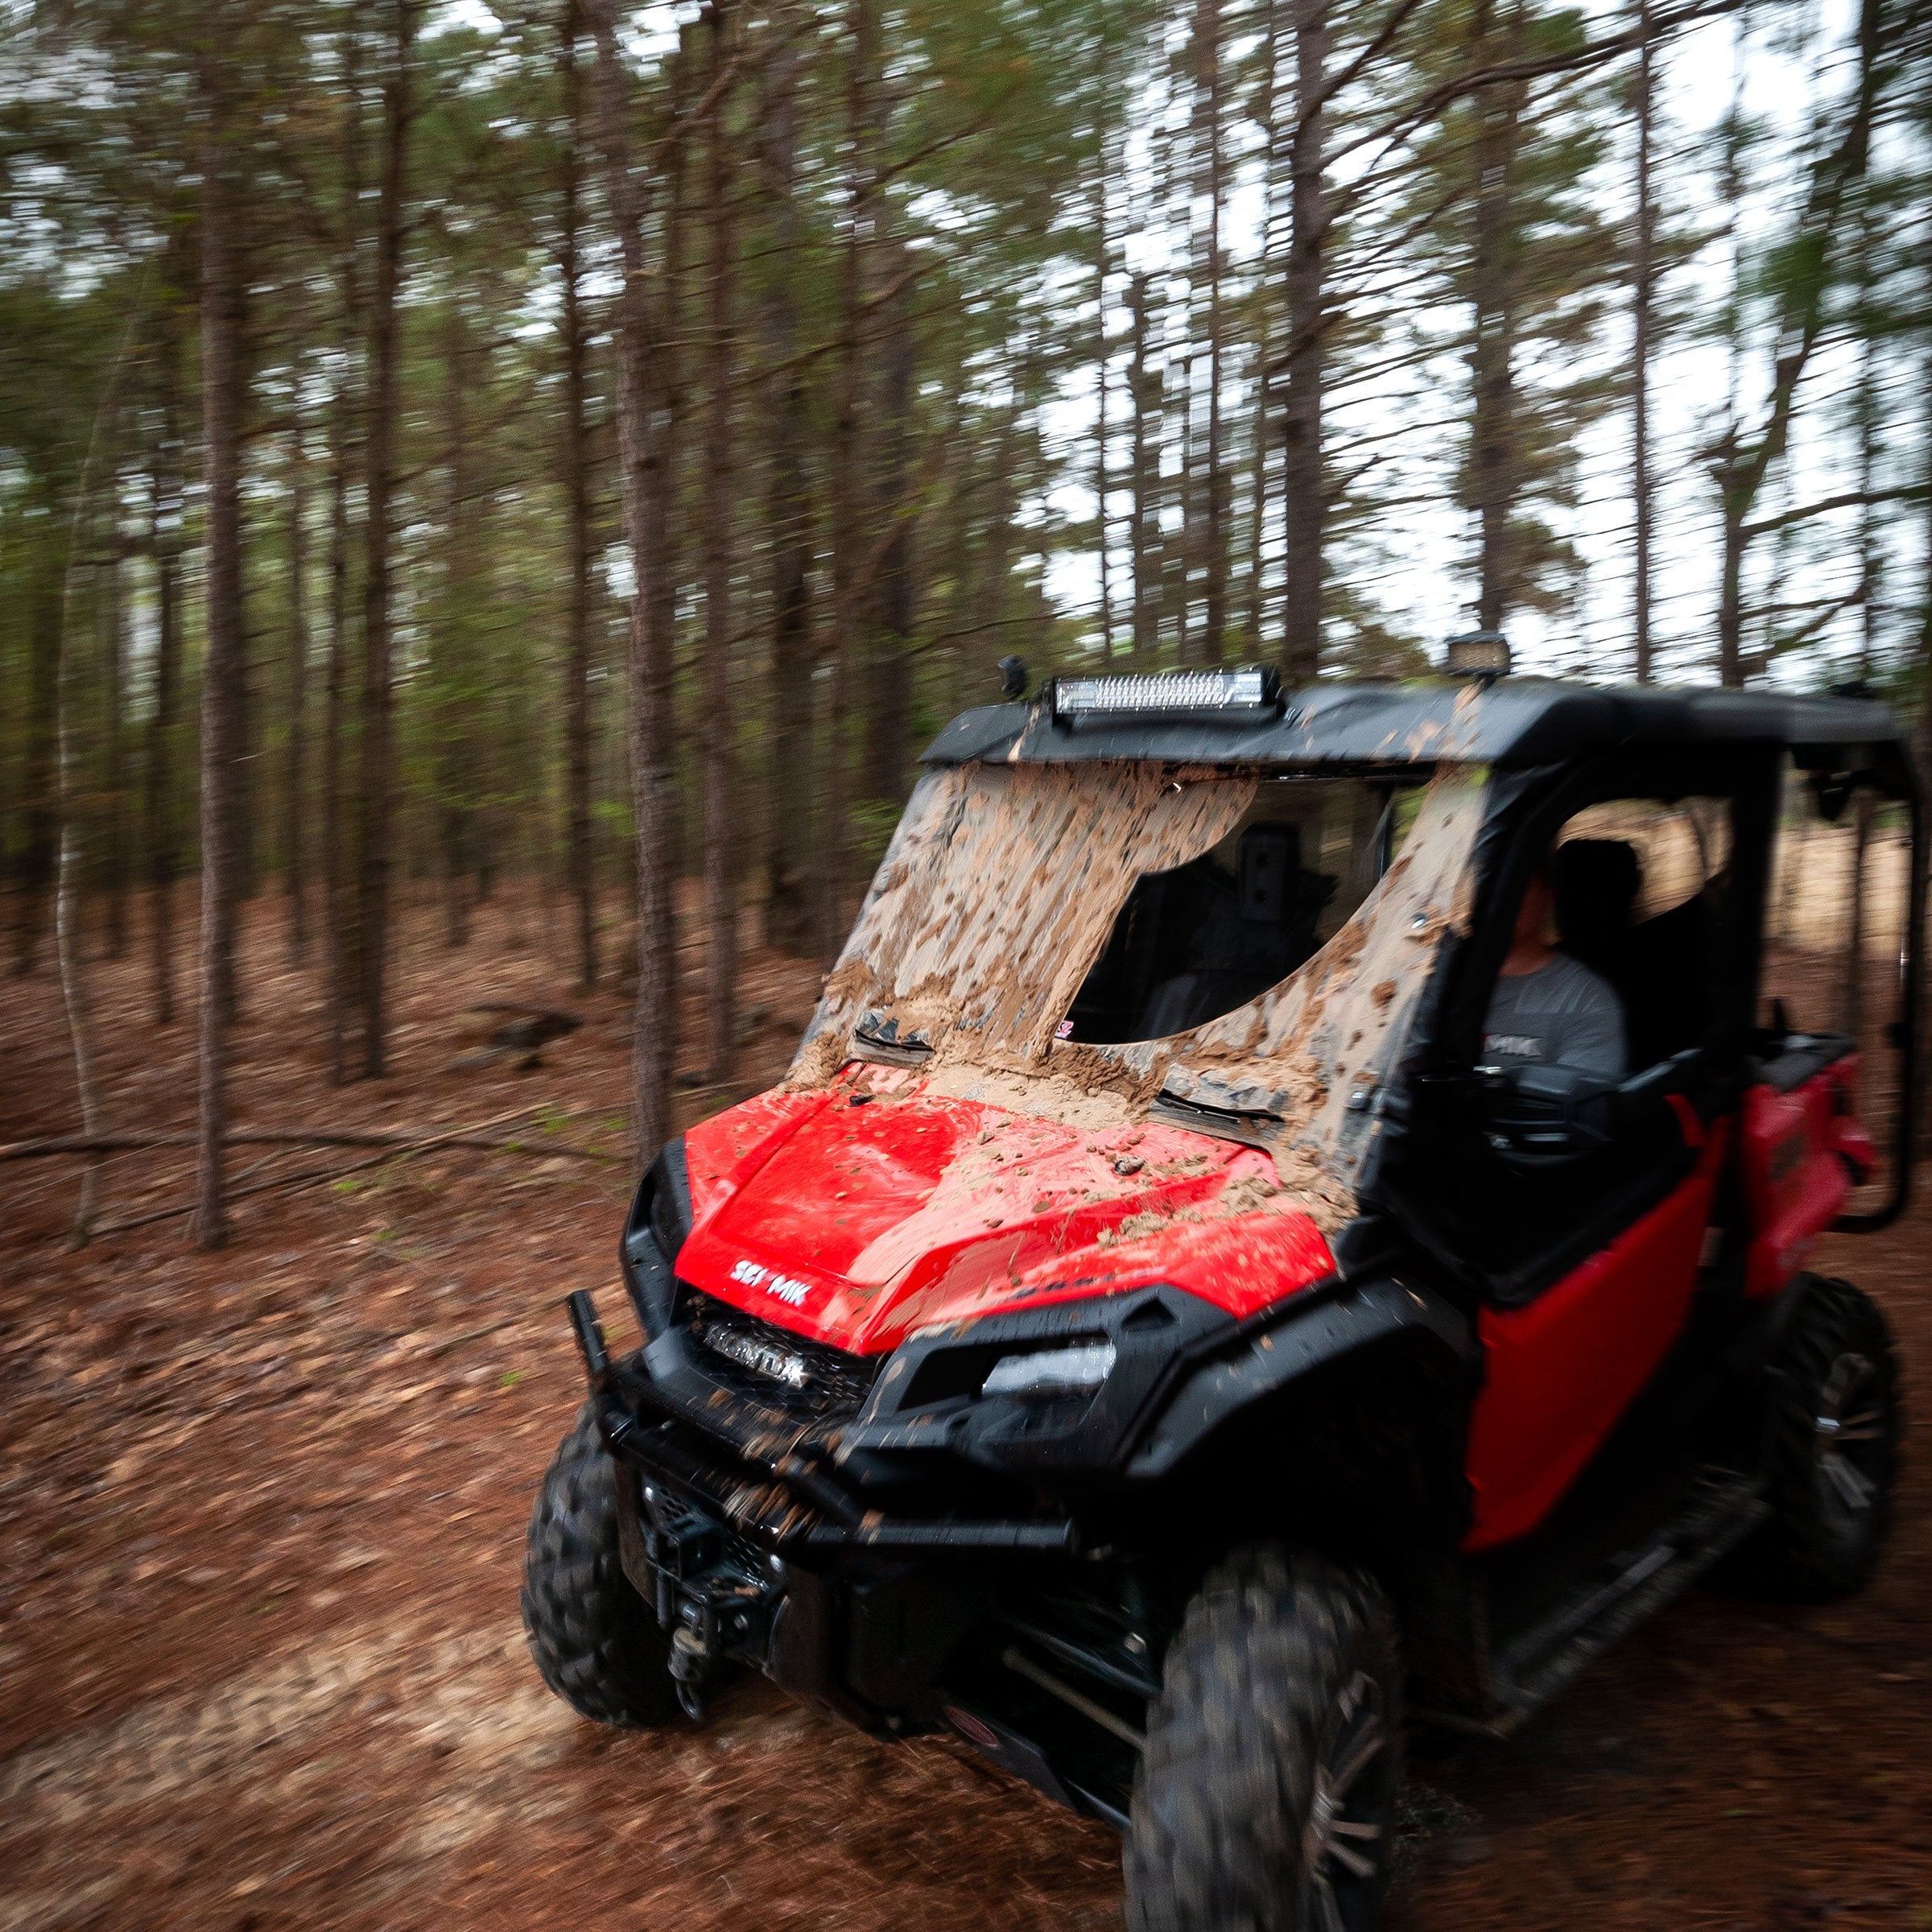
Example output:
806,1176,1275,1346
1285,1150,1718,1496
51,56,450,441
566,1290,1079,1725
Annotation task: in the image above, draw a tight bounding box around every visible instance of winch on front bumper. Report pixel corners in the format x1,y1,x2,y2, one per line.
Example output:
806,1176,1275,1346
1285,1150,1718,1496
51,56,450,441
564,1288,1080,1726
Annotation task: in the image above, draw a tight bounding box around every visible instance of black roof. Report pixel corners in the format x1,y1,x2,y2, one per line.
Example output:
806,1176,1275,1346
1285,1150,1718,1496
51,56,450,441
922,677,1907,772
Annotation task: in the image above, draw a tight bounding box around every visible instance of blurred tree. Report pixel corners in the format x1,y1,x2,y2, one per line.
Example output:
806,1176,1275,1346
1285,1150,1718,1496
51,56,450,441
323,10,364,1086
559,0,599,989
1629,0,1657,682
755,8,817,956
196,14,248,1249
283,398,312,964
700,0,741,1081
355,0,418,1078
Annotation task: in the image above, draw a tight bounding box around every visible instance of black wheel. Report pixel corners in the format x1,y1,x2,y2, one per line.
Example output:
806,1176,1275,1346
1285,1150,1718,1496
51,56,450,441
1737,1274,1901,1601
1125,1547,1402,1932
521,1403,681,1727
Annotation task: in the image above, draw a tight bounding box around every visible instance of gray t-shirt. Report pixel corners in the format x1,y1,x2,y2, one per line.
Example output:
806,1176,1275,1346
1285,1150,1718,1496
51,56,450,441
1482,952,1626,1079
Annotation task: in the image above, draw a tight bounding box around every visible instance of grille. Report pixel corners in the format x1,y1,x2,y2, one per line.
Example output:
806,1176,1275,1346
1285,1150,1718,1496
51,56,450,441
683,1289,881,1423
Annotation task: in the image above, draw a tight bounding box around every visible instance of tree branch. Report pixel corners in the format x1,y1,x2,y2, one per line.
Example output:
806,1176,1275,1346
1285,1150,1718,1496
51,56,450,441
1744,484,1930,539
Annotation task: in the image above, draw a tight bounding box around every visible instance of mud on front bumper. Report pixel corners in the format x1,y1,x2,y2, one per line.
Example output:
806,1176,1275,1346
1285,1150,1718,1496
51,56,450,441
565,1290,1080,1727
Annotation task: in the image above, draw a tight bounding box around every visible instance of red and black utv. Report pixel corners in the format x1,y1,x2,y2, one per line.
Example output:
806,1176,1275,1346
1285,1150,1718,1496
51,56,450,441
523,667,1918,1932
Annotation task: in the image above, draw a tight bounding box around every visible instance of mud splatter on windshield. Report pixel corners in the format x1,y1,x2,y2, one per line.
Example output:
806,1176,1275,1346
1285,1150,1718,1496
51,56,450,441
793,760,1488,1225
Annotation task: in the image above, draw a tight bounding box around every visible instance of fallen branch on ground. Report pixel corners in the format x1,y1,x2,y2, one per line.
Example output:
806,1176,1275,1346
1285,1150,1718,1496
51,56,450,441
82,1111,623,1238
2,1125,616,1162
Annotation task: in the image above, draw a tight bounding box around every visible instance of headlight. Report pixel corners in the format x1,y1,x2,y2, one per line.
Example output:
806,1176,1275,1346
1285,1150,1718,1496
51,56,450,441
980,1340,1116,1399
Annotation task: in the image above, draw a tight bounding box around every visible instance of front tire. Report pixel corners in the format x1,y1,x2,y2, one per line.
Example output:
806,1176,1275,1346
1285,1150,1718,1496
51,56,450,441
1736,1274,1901,1601
1126,1547,1402,1932
521,1403,681,1727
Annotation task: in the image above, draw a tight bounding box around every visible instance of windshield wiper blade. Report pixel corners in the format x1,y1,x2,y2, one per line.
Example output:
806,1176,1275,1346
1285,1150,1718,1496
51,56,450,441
1143,1082,1282,1128
854,1013,933,1059
1151,1085,1285,1133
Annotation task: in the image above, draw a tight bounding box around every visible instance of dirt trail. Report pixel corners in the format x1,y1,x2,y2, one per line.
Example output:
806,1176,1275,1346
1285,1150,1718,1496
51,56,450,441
4,893,1930,1930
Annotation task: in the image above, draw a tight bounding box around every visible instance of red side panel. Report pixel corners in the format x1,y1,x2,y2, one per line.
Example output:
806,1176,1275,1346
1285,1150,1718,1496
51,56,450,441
1738,1059,1866,1300
1463,1125,1728,1553
674,1068,1337,1352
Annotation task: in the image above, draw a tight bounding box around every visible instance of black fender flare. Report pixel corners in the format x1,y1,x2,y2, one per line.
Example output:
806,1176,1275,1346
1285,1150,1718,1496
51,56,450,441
619,1137,691,1335
1125,1277,1472,1481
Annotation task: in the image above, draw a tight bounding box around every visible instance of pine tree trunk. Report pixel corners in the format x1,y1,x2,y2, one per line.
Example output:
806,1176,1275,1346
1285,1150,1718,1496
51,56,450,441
437,306,474,952
147,349,183,1027
1631,0,1656,683
585,0,679,1161
219,225,254,1024
1712,10,1748,675
824,0,881,960
1468,0,1529,634
1917,317,1932,1151
1716,485,1747,687
1244,1,1279,655
1129,272,1158,664
323,22,361,1087
865,255,914,805
324,357,356,1077
1855,199,1880,682
284,412,311,962
1281,0,1328,684
195,52,248,1251
663,46,695,909
1840,790,1875,1042
356,0,415,1080
560,0,597,989
701,0,739,1080
103,526,129,960
1196,0,1228,667
938,369,971,714
980,386,1018,651
759,21,815,957
1920,322,1932,710
1093,144,1113,659
57,527,104,1244
14,557,57,977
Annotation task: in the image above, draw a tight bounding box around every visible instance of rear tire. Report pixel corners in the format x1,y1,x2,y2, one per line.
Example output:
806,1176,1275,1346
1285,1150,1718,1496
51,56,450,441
1736,1274,1900,1602
521,1403,681,1728
1125,1547,1402,1932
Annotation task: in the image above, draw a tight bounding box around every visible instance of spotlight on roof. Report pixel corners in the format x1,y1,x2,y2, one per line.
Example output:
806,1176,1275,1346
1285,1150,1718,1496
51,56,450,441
1444,629,1512,681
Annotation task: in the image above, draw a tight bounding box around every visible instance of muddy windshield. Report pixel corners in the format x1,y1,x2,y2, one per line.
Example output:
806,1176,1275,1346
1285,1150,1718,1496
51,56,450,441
795,760,1486,1212
806,762,1441,1061
1065,777,1400,1045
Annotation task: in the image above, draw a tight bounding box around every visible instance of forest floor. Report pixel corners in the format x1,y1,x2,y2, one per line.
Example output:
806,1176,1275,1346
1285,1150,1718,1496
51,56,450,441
3,890,1931,1932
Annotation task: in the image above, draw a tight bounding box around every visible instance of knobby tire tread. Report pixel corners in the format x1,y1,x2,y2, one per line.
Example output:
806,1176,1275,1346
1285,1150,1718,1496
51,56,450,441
1740,1273,1900,1602
521,1403,680,1728
1125,1546,1402,1932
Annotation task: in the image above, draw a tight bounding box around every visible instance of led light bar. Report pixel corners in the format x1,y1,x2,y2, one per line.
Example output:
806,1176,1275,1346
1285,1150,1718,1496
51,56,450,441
1051,667,1281,721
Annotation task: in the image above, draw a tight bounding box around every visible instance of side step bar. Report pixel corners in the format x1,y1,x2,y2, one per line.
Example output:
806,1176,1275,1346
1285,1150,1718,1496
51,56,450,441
1422,1468,1768,1739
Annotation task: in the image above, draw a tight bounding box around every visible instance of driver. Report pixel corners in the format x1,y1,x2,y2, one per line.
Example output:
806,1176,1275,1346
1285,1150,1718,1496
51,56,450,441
1482,852,1627,1079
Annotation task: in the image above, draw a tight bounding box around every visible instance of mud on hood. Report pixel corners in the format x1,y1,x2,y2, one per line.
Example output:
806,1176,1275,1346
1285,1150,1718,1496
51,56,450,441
675,1073,1339,1353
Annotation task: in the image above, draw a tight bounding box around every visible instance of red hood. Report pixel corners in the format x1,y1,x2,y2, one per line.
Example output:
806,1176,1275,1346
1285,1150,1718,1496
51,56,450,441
675,1068,1338,1352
